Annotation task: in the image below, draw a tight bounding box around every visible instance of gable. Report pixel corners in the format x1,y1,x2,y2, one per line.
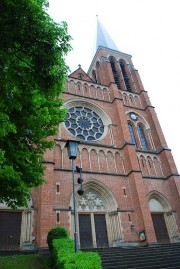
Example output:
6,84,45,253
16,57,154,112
69,66,94,82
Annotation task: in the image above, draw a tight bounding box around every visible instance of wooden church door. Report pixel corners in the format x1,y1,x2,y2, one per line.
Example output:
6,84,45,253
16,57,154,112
0,211,22,249
94,214,108,248
152,213,170,243
79,213,108,249
79,214,93,248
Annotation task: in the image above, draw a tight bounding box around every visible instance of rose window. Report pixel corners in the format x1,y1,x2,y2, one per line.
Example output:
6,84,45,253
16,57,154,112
65,106,104,141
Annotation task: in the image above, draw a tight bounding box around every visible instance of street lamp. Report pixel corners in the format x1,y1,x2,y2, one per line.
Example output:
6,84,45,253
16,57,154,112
65,140,80,253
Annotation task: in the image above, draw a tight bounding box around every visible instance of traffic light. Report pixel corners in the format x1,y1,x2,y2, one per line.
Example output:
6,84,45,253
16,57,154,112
76,166,84,196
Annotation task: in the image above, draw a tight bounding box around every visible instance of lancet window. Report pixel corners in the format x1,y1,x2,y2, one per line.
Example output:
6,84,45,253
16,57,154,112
138,125,149,150
120,59,132,92
109,57,121,90
128,123,137,147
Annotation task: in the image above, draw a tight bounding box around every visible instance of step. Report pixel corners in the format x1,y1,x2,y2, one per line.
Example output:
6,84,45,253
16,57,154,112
97,249,180,257
84,244,180,269
102,259,180,269
98,243,180,251
98,249,180,259
102,256,180,267
99,243,180,250
98,244,180,269
84,243,180,252
97,246,180,256
101,253,180,264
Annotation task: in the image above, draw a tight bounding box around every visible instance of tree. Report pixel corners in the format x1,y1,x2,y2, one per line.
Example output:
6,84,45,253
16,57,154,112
0,0,71,208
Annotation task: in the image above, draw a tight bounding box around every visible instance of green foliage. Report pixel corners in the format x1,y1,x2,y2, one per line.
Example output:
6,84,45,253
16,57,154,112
75,252,102,269
39,254,53,269
52,238,102,269
0,0,71,208
47,226,68,251
52,238,76,269
0,254,47,269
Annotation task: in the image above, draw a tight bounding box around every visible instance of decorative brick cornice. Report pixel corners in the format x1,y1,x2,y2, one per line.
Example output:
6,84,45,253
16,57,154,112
142,173,180,180
136,147,171,155
55,138,116,149
64,92,112,103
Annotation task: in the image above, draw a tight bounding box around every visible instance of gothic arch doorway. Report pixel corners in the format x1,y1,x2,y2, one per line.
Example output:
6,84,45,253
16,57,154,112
70,180,122,249
148,192,179,243
0,197,34,250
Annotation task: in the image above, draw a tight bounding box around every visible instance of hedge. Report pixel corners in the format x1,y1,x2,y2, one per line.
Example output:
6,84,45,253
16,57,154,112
52,238,102,269
47,226,68,251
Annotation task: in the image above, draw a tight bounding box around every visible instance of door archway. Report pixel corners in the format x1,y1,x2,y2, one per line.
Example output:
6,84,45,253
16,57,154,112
148,192,179,243
0,197,34,250
70,180,122,249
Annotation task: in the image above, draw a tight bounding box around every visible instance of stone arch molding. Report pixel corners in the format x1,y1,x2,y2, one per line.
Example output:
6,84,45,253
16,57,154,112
64,98,111,125
78,180,118,212
148,191,171,212
148,191,180,242
125,110,150,129
70,179,118,213
0,196,33,210
126,110,156,151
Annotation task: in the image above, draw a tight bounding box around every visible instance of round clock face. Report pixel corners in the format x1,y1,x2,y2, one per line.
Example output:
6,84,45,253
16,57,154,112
130,113,137,121
65,106,104,141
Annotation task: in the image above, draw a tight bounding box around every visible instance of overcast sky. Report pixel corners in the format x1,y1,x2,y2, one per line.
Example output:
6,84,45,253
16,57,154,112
48,0,180,173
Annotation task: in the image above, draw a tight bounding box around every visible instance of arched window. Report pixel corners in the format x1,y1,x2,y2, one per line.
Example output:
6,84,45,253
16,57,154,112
92,70,97,83
120,60,132,92
138,125,149,150
128,123,137,147
109,56,121,90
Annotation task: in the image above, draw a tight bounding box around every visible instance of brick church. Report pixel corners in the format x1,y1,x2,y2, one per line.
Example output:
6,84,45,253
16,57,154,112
1,18,180,251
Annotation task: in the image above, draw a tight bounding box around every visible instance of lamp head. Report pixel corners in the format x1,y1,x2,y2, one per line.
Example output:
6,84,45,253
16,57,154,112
65,140,80,160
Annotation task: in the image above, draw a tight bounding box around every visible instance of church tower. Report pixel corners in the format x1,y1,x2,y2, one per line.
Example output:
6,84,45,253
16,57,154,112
1,18,179,251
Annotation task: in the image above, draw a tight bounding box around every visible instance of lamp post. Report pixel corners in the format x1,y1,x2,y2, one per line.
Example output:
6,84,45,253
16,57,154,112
65,140,80,253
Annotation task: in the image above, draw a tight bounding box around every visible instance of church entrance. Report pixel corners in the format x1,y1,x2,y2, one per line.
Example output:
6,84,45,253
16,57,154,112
71,182,122,249
148,194,179,244
0,197,34,251
79,213,108,249
151,213,170,243
0,211,22,250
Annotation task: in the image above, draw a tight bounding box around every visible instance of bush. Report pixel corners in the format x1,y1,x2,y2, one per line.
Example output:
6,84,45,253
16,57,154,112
47,226,68,251
75,252,102,269
53,238,75,269
52,238,102,269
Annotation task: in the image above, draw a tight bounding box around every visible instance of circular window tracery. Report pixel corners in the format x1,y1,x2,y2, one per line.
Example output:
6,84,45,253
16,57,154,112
65,106,104,141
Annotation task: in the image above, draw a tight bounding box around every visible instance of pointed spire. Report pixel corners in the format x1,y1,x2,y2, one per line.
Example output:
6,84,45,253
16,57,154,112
96,16,119,51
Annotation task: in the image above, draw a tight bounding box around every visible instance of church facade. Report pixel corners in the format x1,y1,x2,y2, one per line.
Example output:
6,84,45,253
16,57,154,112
0,19,180,251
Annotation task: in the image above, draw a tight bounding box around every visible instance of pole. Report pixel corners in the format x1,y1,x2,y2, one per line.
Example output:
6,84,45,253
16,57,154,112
72,159,79,253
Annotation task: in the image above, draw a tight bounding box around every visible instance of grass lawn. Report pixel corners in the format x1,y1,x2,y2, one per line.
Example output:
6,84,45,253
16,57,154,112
0,254,51,269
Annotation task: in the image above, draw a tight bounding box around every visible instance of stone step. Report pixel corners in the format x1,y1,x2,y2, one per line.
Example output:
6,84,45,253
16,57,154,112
102,260,180,269
99,248,180,258
87,243,180,253
101,251,180,263
98,243,180,251
98,247,180,256
102,255,180,267
92,243,180,269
